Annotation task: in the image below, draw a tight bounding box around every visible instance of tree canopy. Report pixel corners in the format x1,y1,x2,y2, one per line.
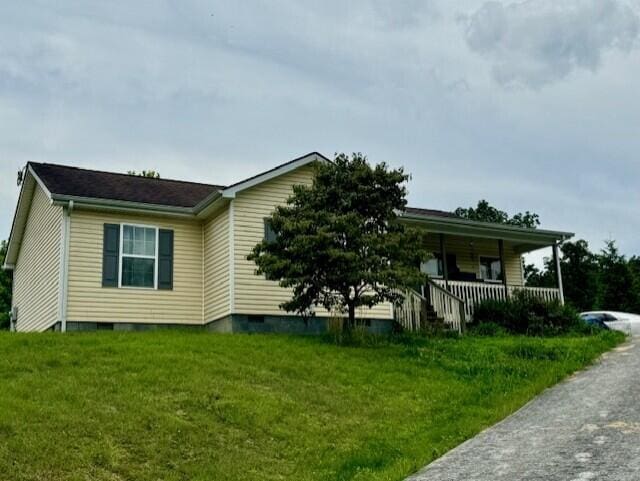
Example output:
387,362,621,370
127,170,160,178
455,200,540,229
248,153,428,328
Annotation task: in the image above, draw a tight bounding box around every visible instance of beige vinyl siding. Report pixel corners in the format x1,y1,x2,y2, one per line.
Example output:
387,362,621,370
232,165,393,319
66,210,203,324
422,234,524,287
13,184,63,332
203,207,230,321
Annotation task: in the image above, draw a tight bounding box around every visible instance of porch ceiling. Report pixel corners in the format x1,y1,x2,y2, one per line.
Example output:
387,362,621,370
400,211,573,254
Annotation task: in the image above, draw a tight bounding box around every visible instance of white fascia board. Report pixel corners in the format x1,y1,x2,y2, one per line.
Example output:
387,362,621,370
4,171,37,268
221,152,325,199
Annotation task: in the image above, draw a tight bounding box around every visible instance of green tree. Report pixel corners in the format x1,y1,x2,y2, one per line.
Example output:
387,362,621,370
559,240,599,312
455,200,540,228
526,240,600,311
627,256,640,313
524,262,555,288
248,153,428,329
596,240,638,312
127,170,160,178
0,240,12,329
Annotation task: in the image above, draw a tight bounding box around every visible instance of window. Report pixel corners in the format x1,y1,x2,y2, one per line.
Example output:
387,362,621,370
120,224,157,288
264,219,277,243
421,254,443,277
479,256,502,282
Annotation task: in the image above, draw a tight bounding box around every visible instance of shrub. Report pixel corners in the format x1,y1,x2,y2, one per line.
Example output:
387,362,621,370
470,322,507,337
472,290,585,336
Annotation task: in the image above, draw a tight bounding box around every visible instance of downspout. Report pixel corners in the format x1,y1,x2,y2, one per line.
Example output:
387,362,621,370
57,200,73,332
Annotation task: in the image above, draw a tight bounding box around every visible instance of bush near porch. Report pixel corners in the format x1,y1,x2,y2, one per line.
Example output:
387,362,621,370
0,330,622,481
471,290,588,336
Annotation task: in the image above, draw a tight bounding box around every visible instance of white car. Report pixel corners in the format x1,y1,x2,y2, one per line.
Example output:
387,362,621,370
580,311,640,335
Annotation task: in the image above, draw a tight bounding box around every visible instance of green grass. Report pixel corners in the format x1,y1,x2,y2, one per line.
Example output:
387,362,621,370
0,330,623,481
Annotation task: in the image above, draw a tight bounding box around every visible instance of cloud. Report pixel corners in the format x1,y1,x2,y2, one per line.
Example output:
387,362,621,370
464,0,640,88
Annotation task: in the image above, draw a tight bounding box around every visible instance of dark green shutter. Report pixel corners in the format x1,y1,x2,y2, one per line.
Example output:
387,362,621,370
158,229,174,290
102,224,120,287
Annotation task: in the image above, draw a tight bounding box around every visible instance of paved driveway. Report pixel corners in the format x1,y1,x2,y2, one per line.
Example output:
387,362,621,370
407,340,640,481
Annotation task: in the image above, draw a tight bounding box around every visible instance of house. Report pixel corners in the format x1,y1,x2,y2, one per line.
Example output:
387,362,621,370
3,152,573,333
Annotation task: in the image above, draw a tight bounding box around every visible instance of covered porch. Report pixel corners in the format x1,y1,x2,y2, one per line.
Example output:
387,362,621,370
395,208,574,332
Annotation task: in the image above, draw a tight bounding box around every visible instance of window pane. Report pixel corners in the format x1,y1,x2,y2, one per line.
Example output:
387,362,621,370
122,225,156,256
421,257,442,277
264,219,277,243
123,225,134,255
143,228,156,256
480,257,502,281
491,259,502,280
121,257,155,288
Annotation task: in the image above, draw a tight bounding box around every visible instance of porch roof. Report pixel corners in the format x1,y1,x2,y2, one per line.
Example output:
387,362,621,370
400,207,573,253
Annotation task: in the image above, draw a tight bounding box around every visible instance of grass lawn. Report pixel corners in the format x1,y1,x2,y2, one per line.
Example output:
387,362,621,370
0,331,623,481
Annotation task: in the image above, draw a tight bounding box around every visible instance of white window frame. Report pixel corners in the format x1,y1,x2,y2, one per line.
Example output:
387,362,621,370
118,223,159,290
478,255,502,283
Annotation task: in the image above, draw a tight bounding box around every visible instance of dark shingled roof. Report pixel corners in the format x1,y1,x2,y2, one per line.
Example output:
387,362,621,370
30,162,224,208
405,207,459,219
29,161,461,216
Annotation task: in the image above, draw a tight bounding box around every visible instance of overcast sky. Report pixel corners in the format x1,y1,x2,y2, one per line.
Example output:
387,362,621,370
2,0,640,266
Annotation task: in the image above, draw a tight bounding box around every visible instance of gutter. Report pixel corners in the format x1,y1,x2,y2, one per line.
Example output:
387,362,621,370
51,195,198,218
51,191,228,220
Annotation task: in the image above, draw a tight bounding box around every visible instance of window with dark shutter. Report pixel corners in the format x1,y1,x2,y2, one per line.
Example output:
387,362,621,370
102,224,120,287
158,229,174,290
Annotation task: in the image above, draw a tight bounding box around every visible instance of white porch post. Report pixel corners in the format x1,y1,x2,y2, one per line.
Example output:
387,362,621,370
553,242,565,305
498,239,508,298
439,233,449,290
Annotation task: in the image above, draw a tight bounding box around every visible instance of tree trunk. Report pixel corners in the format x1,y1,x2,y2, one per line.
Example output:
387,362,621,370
346,302,356,331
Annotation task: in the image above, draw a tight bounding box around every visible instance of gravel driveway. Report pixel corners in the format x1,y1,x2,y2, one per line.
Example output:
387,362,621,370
407,340,640,481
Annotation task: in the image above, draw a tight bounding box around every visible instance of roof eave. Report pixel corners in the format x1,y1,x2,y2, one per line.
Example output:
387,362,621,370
4,168,39,269
221,152,328,199
400,212,574,245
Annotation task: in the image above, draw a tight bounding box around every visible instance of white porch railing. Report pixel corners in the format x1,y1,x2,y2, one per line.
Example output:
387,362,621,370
393,289,426,332
393,282,466,334
425,279,465,333
432,279,562,319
